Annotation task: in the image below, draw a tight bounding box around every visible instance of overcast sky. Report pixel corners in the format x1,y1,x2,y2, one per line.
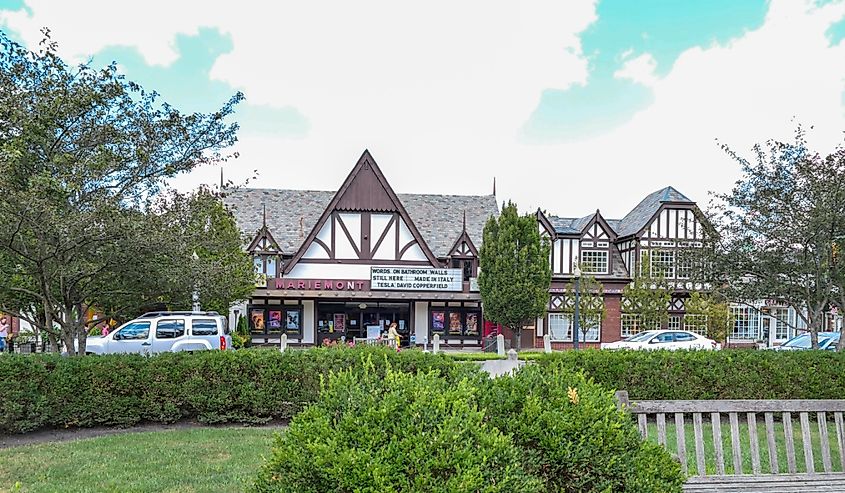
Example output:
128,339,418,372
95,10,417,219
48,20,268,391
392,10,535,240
2,0,845,219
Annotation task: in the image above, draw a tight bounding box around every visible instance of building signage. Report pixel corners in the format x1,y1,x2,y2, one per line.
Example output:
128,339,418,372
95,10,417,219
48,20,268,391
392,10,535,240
271,278,369,291
371,267,463,291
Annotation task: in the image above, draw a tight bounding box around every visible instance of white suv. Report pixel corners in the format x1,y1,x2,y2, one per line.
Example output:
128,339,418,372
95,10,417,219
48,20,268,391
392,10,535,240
84,312,232,355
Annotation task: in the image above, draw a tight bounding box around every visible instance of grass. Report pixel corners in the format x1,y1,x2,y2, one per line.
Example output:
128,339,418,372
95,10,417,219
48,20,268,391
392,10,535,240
643,417,844,475
0,427,277,493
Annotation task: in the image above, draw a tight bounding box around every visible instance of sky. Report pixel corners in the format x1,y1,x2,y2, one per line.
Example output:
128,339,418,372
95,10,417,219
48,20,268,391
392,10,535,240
2,0,845,220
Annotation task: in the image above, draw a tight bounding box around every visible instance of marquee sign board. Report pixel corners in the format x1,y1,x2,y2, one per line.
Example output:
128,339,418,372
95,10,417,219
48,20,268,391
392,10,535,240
371,267,463,291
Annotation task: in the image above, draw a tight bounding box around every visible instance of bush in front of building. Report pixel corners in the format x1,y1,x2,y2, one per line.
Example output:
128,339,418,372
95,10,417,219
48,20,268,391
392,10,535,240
535,348,845,400
479,364,684,493
0,346,474,434
250,361,544,493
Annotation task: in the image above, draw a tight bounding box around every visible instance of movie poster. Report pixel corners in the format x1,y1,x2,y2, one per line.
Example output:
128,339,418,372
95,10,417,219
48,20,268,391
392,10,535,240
268,310,282,330
250,309,265,333
334,313,346,333
431,311,445,332
285,309,300,332
465,312,478,336
449,312,462,335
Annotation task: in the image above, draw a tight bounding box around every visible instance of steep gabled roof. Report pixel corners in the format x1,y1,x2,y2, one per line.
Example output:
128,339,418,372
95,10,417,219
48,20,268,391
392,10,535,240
615,186,694,238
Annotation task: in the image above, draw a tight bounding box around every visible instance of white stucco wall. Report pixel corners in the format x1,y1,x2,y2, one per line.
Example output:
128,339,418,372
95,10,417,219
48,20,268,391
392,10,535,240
414,301,428,345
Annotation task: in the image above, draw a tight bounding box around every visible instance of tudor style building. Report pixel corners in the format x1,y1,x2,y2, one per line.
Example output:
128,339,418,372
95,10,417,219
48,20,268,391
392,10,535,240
534,187,709,349
224,150,498,348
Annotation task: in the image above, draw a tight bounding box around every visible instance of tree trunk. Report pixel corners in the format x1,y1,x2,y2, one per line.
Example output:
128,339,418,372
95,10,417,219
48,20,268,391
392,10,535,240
513,325,522,352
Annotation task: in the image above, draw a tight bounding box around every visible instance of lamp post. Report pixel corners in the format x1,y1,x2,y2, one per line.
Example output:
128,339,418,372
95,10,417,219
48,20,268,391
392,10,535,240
191,252,201,313
573,263,582,350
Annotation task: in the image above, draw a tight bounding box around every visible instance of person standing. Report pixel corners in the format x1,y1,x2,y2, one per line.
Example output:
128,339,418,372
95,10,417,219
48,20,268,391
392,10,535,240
387,322,400,349
0,318,8,353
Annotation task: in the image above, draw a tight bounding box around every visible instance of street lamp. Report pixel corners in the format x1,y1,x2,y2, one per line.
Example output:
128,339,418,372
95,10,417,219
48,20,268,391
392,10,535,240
573,262,582,350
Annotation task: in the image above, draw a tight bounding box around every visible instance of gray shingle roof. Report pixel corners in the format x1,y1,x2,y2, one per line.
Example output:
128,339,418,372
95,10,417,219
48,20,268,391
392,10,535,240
615,186,693,238
547,214,597,235
224,188,499,258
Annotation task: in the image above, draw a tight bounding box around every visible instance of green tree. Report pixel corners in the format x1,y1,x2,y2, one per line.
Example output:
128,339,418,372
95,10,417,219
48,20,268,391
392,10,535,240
0,31,247,354
706,127,845,349
563,272,606,345
478,201,551,351
622,251,671,333
684,291,732,345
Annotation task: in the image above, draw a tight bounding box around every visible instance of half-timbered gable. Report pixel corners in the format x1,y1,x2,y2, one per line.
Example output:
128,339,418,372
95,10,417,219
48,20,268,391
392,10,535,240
281,150,440,278
247,215,283,279
445,215,480,282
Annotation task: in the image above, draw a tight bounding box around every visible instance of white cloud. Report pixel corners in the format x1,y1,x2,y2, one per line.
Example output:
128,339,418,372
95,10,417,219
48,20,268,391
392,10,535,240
3,0,845,221
614,52,658,87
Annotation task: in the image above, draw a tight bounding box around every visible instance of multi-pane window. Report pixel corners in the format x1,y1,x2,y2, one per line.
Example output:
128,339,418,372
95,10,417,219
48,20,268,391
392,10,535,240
730,306,759,340
771,308,790,340
620,314,659,338
683,314,708,335
668,315,681,330
549,313,600,342
676,254,693,280
580,250,609,274
156,320,185,339
650,250,675,278
253,255,278,277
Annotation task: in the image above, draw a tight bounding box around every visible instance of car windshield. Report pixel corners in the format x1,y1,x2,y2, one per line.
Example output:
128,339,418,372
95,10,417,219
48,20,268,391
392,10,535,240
783,334,831,349
625,331,657,342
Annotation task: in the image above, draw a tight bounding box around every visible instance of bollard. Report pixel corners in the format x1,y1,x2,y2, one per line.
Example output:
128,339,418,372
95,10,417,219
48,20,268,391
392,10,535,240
543,334,552,353
279,333,288,353
507,348,518,361
496,334,505,356
433,334,440,354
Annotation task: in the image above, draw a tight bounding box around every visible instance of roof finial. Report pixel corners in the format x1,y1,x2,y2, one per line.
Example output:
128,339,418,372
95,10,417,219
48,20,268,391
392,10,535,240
462,209,467,231
262,203,267,228
493,176,497,196
220,167,224,190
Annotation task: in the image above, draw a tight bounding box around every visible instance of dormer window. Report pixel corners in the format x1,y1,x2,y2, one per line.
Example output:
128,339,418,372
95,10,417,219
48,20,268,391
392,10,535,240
253,255,279,278
580,250,608,274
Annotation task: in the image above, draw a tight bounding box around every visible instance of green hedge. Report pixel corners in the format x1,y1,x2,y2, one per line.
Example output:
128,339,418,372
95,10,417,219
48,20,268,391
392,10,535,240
535,349,845,400
0,347,471,434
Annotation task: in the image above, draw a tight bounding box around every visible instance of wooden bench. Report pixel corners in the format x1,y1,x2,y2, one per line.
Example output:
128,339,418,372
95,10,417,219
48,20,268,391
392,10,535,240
615,392,845,492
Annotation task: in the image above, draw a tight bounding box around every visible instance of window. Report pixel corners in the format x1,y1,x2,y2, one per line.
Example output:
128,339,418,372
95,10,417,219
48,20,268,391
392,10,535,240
651,332,674,344
114,322,150,340
683,314,708,335
730,306,759,340
155,319,185,339
674,332,697,342
668,315,681,330
191,319,219,336
549,313,600,342
253,255,278,277
651,250,675,278
621,314,659,338
452,259,474,282
580,250,608,274
549,313,572,342
771,308,789,340
676,254,693,279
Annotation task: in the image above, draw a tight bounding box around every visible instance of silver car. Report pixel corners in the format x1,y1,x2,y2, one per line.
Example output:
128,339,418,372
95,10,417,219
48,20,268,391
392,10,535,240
83,312,232,355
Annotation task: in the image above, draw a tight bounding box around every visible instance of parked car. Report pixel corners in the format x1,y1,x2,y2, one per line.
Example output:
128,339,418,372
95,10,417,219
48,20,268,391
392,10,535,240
82,311,232,355
600,330,720,351
771,331,840,351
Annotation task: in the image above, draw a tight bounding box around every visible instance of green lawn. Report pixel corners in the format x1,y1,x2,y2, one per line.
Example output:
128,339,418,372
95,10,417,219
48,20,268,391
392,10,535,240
643,417,844,475
0,427,278,493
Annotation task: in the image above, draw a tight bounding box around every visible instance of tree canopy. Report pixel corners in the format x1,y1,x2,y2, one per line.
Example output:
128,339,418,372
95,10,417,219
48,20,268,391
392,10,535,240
0,30,253,354
704,127,845,349
478,202,551,350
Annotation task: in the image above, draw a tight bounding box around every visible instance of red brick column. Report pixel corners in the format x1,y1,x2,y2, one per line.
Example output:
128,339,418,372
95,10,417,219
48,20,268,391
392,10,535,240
602,294,622,344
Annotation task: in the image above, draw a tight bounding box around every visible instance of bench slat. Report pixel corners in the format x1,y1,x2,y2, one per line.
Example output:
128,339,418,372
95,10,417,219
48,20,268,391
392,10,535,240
729,412,742,475
694,412,706,476
676,412,688,476
784,412,797,474
766,412,779,474
748,412,761,475
836,412,845,472
801,412,815,473
818,412,832,473
631,400,845,414
638,413,647,440
712,412,726,475
657,413,667,447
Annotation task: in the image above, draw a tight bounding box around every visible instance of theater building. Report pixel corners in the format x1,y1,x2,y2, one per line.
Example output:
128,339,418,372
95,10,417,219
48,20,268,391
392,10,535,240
225,150,498,348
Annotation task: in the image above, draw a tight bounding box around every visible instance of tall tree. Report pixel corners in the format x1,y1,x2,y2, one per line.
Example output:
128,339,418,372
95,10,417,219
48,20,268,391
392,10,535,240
706,128,845,349
684,291,732,345
622,251,671,333
0,30,247,354
478,201,551,351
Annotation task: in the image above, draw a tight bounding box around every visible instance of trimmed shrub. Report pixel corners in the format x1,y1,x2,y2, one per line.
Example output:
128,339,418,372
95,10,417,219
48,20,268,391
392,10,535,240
0,346,476,434
479,364,684,493
251,361,543,493
534,349,845,400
